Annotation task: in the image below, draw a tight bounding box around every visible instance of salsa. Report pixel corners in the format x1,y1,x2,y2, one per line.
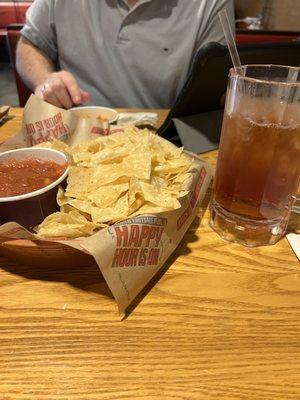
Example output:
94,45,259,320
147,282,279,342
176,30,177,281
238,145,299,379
0,158,67,197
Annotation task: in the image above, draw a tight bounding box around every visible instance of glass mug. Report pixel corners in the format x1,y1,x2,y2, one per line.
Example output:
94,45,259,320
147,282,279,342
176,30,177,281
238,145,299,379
210,65,300,247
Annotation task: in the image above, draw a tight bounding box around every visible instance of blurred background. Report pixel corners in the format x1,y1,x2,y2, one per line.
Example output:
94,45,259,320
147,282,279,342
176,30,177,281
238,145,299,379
235,0,300,30
0,0,300,107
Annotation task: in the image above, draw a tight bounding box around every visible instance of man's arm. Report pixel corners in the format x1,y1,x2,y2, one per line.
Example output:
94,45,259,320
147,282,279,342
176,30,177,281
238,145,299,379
16,37,90,108
16,37,55,90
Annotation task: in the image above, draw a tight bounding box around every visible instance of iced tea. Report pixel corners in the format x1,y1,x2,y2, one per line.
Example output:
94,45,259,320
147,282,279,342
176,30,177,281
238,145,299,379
210,66,300,246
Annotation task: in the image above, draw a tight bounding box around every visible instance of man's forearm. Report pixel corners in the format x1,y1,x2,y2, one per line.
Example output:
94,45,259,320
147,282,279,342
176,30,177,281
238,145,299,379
15,36,90,108
16,37,55,91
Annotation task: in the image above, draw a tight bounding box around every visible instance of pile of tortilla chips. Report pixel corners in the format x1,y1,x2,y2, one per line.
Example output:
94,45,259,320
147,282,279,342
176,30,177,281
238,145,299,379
37,126,196,239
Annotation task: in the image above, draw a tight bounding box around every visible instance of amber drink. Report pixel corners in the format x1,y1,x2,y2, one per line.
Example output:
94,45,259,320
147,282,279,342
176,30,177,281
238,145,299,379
210,65,300,247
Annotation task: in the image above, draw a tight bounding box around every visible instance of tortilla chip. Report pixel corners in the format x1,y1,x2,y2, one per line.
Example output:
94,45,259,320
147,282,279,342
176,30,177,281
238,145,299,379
37,210,96,238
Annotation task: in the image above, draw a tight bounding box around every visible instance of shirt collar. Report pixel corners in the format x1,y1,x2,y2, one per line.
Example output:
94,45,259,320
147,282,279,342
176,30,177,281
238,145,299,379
118,0,153,9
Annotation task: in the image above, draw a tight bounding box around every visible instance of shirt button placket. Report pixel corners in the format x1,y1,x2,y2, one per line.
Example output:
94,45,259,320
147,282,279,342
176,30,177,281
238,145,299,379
116,10,131,44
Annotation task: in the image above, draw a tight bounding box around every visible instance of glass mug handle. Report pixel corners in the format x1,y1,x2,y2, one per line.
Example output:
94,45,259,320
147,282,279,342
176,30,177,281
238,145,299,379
292,190,300,213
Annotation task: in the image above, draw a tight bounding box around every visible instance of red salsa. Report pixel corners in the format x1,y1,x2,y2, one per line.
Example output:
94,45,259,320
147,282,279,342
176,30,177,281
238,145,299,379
0,158,67,197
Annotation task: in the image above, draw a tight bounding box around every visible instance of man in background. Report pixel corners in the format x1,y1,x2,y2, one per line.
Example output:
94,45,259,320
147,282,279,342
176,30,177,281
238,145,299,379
16,0,234,109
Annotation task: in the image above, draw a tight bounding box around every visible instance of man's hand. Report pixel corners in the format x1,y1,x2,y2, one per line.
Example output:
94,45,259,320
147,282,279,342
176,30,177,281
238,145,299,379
35,71,91,109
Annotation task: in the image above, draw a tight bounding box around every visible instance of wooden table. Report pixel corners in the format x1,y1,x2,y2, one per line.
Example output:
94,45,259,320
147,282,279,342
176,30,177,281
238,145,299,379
0,108,299,400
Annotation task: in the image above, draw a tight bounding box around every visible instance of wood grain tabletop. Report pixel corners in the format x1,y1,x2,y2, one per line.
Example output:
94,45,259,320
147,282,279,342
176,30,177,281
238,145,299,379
0,108,299,400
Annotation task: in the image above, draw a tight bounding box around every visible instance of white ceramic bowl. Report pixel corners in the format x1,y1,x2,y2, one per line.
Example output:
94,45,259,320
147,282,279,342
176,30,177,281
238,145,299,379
70,106,119,124
0,147,69,230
